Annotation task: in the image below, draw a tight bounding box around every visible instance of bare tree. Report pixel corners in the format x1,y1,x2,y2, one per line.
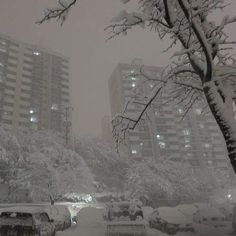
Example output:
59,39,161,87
39,0,236,172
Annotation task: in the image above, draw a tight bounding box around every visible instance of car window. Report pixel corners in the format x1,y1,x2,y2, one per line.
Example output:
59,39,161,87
40,213,50,222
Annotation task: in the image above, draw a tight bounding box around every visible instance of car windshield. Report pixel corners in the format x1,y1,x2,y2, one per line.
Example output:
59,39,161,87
0,212,33,227
1,212,32,219
0,228,34,236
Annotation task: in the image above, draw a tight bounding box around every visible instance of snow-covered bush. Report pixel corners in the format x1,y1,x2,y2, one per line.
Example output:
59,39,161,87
0,128,95,203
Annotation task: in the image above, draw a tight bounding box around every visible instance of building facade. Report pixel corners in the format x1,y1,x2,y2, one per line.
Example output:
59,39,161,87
0,33,70,134
108,60,230,170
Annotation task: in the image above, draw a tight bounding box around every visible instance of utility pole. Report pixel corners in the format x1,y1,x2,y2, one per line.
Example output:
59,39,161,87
62,106,73,146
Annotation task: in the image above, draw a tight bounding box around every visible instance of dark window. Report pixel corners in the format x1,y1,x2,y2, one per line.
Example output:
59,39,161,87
6,77,16,83
3,101,14,107
20,113,29,118
5,85,15,91
20,97,30,102
6,70,16,75
23,67,32,72
1,119,12,124
21,89,31,94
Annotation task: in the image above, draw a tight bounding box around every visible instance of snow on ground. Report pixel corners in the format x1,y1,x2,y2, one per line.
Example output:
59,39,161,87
57,207,106,236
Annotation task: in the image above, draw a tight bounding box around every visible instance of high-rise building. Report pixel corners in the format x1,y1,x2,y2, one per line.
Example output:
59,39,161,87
0,33,70,134
109,59,162,161
109,60,230,170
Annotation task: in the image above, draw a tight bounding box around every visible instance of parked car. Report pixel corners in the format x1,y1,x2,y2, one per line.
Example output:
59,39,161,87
175,204,198,221
193,207,226,227
217,203,233,221
106,201,144,221
149,207,194,235
106,221,147,236
0,207,55,236
43,205,71,231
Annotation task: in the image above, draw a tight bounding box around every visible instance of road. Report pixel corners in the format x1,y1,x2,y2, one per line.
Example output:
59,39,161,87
57,207,106,236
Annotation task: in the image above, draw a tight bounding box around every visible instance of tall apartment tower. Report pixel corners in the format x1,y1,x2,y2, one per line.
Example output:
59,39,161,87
0,34,70,134
109,60,163,161
109,60,230,170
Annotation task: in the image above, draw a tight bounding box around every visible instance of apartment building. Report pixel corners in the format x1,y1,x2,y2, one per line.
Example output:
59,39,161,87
0,33,70,134
108,60,230,170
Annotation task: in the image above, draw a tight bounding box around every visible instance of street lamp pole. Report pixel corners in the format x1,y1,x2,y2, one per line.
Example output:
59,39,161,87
62,106,73,146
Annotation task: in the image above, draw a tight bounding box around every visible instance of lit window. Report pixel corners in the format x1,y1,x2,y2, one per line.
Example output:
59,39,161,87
205,143,210,148
130,70,134,74
183,129,190,135
150,83,154,88
33,51,40,56
131,83,136,88
156,134,163,140
184,138,190,143
132,149,137,154
51,104,58,111
159,141,166,149
0,63,3,67
1,41,6,45
29,109,34,114
178,108,183,114
185,144,191,148
30,116,37,123
131,76,136,81
140,142,143,146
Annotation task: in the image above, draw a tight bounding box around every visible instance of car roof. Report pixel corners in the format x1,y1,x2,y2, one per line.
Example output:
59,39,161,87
0,206,46,215
154,207,192,224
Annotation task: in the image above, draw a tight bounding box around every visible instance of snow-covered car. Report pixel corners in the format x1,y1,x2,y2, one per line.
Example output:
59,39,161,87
175,204,198,221
193,207,226,227
106,221,147,236
43,205,71,231
104,201,146,236
149,207,194,235
0,207,55,236
217,204,233,221
106,201,144,221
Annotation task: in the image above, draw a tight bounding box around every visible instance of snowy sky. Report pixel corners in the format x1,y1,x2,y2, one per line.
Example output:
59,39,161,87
0,0,235,137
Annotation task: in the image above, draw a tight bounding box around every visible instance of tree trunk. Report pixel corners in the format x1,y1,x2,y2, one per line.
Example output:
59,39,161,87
50,195,55,205
203,80,236,173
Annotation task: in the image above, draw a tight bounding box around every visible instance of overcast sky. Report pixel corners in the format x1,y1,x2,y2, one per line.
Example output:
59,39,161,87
0,0,235,137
